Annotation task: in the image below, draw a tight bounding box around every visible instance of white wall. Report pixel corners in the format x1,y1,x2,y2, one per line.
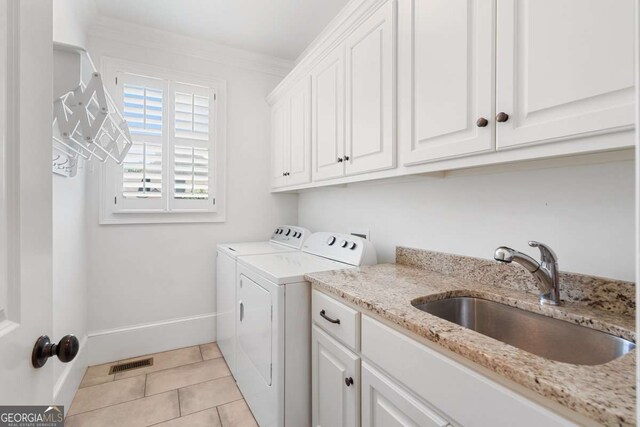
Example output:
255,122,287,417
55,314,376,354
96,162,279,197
52,2,93,408
299,159,636,281
84,22,297,363
52,0,96,48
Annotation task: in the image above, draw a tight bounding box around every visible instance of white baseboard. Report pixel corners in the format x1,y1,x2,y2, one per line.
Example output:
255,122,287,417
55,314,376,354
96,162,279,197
87,313,217,366
54,335,88,411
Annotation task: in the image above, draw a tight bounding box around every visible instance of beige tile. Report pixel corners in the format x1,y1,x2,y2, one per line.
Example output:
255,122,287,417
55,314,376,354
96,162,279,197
179,377,242,415
200,343,222,360
218,400,258,427
79,364,115,388
65,391,179,427
68,376,145,416
152,408,222,427
146,358,231,396
114,346,203,380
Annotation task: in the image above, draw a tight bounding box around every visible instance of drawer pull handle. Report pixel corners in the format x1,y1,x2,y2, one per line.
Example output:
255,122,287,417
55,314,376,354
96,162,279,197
345,377,354,387
320,310,340,324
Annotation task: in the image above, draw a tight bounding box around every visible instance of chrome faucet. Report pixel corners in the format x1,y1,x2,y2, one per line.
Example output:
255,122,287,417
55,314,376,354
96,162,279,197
494,241,561,306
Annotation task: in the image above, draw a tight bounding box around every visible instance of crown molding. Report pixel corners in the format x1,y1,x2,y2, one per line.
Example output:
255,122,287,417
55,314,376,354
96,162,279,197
266,0,387,104
89,16,294,78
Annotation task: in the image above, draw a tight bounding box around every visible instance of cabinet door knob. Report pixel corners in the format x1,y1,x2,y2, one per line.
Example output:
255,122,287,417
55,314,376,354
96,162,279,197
476,117,489,127
282,172,286,176
337,157,343,163
345,377,354,387
496,112,509,123
344,155,350,161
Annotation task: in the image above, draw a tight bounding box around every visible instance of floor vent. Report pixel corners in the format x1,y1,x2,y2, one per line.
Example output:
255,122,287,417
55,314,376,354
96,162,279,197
108,358,153,375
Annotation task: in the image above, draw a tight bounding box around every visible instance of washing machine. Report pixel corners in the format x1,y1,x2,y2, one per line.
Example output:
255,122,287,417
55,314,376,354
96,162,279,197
216,225,310,377
235,232,377,426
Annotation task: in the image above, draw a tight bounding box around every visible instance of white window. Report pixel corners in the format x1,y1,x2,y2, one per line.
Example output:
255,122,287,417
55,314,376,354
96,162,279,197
100,59,226,224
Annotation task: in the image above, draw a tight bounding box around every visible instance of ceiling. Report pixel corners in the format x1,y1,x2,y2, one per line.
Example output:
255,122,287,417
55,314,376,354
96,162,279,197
93,0,349,60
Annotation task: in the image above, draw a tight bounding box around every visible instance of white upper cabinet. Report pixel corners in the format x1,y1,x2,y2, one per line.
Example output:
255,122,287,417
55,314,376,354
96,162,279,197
271,98,288,188
269,0,636,190
287,77,312,185
496,0,635,149
271,77,312,188
401,0,495,165
312,47,346,181
344,0,397,175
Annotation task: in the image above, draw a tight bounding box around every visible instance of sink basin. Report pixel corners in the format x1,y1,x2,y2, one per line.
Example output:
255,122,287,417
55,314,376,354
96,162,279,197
413,297,635,365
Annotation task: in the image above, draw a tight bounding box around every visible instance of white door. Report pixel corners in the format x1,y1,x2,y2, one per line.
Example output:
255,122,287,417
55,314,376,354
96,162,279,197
400,0,495,165
496,0,636,149
271,98,288,188
0,0,55,405
215,251,236,376
362,363,450,427
312,325,359,427
236,274,272,387
312,47,345,181
287,76,312,186
344,0,397,175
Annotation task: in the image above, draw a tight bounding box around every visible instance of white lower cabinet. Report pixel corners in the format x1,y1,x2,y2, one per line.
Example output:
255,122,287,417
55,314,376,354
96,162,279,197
362,362,450,427
312,324,360,427
312,289,580,427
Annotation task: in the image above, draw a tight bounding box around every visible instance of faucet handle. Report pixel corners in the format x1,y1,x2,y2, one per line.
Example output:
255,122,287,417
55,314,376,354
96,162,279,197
528,241,557,264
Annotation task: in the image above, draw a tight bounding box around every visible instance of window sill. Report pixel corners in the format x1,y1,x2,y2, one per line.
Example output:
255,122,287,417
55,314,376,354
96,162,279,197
99,211,226,225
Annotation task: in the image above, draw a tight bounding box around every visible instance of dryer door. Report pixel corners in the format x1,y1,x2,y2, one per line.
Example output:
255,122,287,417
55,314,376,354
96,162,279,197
237,273,273,387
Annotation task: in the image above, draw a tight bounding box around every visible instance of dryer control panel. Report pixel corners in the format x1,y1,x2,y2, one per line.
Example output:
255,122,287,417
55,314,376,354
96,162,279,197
270,225,311,249
302,232,377,266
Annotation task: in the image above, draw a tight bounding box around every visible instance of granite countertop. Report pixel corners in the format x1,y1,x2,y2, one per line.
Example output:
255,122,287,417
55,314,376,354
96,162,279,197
305,247,636,427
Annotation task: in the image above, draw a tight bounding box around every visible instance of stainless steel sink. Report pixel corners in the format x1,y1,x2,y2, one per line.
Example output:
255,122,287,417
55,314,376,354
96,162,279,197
413,297,635,365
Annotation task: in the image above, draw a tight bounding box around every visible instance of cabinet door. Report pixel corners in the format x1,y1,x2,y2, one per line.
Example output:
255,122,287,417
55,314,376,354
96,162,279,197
400,0,494,165
362,362,450,427
345,0,397,175
496,0,635,149
312,325,360,427
270,98,289,188
312,47,346,181
287,77,312,186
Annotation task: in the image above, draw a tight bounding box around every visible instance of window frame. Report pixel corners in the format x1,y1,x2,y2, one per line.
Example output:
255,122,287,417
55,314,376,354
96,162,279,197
99,58,227,224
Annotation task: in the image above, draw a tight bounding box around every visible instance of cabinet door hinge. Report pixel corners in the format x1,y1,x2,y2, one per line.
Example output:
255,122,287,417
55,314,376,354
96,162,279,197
114,196,117,205
212,197,216,205
115,76,118,85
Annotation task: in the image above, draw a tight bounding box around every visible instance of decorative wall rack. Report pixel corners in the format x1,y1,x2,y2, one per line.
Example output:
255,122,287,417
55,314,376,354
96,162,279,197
52,43,132,178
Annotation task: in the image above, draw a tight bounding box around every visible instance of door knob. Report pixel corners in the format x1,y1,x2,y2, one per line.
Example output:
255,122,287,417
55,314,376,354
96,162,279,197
496,112,509,122
32,335,79,368
337,157,343,163
345,377,354,387
476,117,489,127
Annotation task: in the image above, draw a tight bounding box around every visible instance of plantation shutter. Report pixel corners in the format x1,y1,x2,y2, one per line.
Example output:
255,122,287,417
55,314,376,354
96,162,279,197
117,73,167,210
171,82,215,211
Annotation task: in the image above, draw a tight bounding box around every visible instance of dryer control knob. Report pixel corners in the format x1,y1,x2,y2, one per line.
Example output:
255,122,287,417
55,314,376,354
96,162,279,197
340,240,349,248
349,242,357,250
327,236,336,246
285,229,291,236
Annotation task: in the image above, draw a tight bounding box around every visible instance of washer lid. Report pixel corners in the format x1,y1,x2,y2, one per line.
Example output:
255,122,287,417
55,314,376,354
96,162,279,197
217,241,296,259
238,251,354,285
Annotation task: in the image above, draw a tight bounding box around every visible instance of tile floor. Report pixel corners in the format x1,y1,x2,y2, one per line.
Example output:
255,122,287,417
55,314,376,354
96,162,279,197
66,343,258,427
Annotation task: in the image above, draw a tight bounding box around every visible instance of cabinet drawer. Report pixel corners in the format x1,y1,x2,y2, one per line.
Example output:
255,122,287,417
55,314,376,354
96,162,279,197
361,315,576,427
312,290,360,351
